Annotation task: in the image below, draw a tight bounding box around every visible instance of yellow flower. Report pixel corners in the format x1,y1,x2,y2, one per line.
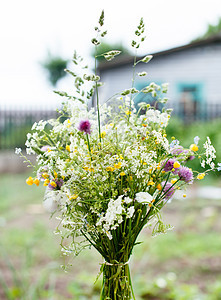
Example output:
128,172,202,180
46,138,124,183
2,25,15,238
125,110,131,115
100,131,106,138
50,181,57,188
33,178,40,186
120,172,126,176
183,194,187,198
83,166,89,171
156,184,162,191
173,161,180,169
147,181,154,186
197,173,205,180
26,176,34,186
114,162,122,169
69,194,78,200
190,144,198,152
66,145,71,152
54,171,58,179
119,155,124,160
42,172,49,179
171,179,178,185
142,124,147,127
88,167,94,172
106,166,114,172
109,123,114,127
43,179,50,186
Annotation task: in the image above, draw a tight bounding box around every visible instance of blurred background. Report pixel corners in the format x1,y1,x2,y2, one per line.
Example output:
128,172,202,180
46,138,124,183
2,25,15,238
1,0,221,299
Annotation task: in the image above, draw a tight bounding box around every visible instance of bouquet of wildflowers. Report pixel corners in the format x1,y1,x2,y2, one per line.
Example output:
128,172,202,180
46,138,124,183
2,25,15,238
17,11,218,299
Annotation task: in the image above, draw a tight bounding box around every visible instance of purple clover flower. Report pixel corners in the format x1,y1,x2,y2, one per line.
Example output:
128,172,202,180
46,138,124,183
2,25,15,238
162,181,175,201
78,120,91,134
178,166,193,183
163,158,180,174
171,146,195,162
163,159,176,172
171,146,184,156
187,155,195,161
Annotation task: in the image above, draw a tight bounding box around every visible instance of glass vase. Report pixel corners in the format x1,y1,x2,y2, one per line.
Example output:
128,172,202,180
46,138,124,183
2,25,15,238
100,262,134,300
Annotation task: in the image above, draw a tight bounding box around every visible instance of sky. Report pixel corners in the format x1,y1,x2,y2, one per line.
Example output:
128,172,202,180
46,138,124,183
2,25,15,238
1,0,221,109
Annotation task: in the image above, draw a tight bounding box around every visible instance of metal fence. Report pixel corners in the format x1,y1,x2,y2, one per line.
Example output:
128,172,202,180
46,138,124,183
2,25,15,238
0,108,58,150
171,102,221,123
0,102,221,150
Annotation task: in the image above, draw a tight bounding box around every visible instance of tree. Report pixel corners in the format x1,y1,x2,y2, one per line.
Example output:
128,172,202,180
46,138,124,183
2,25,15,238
91,41,131,62
193,17,221,41
41,53,69,87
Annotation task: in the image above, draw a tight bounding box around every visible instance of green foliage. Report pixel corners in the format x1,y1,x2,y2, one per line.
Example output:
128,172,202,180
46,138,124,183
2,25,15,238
134,275,202,300
166,117,221,174
193,17,221,41
41,53,69,86
0,122,32,150
1,173,221,298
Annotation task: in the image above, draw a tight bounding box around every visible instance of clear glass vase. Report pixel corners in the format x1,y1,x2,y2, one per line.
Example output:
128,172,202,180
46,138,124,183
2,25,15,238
100,262,134,300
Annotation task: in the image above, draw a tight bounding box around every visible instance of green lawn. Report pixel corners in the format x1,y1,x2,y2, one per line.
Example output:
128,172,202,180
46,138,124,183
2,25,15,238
0,173,221,299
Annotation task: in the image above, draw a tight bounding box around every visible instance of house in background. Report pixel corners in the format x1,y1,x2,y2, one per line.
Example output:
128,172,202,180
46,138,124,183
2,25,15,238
97,33,221,121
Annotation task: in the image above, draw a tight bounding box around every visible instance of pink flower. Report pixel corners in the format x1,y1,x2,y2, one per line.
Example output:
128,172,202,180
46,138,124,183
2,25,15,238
163,159,176,172
41,145,50,152
178,166,193,183
78,120,91,134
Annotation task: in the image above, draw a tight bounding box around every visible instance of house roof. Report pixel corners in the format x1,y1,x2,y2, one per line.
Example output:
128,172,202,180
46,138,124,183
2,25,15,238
98,32,221,71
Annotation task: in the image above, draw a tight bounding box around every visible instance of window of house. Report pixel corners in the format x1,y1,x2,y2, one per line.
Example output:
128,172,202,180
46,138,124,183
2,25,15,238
177,83,203,120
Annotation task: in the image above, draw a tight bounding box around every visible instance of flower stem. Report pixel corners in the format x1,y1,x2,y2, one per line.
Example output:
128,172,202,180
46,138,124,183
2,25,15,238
94,50,102,144
128,51,137,122
86,134,92,160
